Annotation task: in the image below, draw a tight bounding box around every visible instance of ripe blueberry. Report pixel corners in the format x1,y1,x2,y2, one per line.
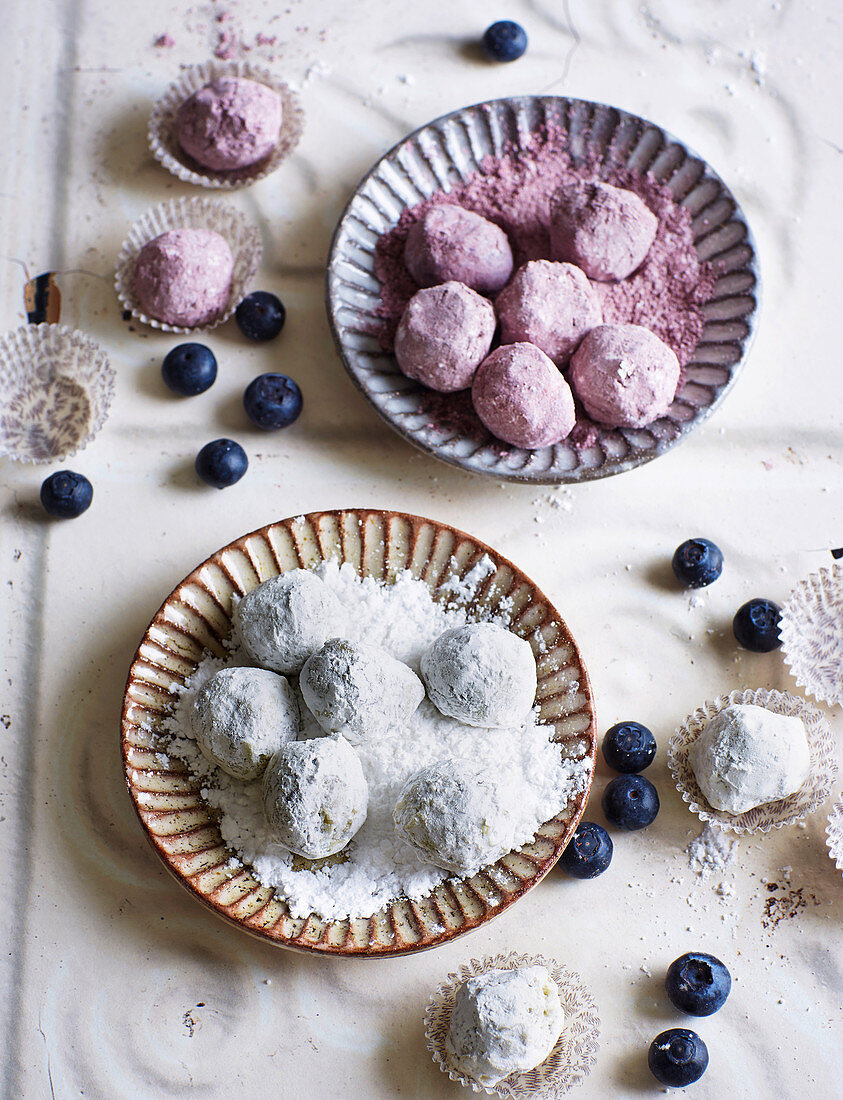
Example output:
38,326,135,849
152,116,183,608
40,470,93,518
195,439,248,489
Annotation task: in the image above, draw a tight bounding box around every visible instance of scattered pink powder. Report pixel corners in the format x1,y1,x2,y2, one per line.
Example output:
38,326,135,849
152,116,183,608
154,33,175,48
215,29,239,59
256,33,277,46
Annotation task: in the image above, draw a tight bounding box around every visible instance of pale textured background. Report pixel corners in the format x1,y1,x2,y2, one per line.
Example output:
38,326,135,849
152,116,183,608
1,1,841,1097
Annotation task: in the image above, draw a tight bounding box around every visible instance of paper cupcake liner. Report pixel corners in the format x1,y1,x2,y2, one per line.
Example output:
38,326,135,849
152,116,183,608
780,564,843,707
114,196,262,333
826,799,843,876
424,952,600,1098
667,688,837,835
0,324,115,463
148,60,304,190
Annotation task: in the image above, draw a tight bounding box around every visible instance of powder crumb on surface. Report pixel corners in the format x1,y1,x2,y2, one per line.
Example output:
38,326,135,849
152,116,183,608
687,822,737,876
154,33,175,47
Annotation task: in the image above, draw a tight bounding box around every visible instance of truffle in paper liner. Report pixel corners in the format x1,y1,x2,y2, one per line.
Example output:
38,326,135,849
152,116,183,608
780,564,843,707
114,196,261,333
424,952,599,1097
0,324,114,464
826,800,843,876
667,688,836,835
149,60,304,190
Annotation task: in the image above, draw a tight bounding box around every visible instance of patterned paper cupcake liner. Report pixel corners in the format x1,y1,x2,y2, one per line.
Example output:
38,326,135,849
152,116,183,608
0,324,115,463
114,196,262,333
667,688,837,835
148,60,304,190
826,799,843,876
780,564,843,707
424,952,599,1097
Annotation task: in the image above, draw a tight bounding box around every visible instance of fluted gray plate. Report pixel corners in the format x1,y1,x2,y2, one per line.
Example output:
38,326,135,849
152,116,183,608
326,96,760,484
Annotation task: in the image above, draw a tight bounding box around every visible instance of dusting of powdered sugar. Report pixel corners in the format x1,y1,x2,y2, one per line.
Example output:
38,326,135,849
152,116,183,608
164,561,589,920
687,823,737,877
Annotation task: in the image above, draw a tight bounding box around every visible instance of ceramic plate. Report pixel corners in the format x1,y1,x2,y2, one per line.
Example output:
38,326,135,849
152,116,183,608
326,96,760,483
121,510,596,956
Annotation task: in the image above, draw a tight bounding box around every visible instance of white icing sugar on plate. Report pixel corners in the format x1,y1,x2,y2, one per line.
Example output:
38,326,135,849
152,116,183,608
165,560,590,920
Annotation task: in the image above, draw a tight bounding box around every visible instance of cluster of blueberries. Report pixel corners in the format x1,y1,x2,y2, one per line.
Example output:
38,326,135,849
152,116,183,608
39,290,301,515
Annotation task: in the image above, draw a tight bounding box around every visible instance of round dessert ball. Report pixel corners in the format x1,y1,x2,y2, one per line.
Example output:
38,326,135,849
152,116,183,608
689,703,810,815
568,323,680,428
262,736,368,859
404,205,514,294
549,179,658,282
233,570,346,675
191,666,299,780
472,343,576,449
421,622,537,728
446,966,565,1088
394,282,496,392
393,758,514,873
300,638,425,744
132,228,234,328
176,77,283,171
495,260,602,365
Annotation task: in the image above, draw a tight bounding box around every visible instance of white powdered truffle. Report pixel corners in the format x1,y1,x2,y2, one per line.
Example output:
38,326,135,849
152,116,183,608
300,638,425,744
690,704,811,815
421,622,537,727
446,966,565,1087
262,737,368,859
393,758,515,874
192,666,299,780
233,570,346,675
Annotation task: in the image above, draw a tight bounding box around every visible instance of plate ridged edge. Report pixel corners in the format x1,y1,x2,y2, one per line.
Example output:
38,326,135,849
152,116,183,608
326,96,761,484
121,509,597,956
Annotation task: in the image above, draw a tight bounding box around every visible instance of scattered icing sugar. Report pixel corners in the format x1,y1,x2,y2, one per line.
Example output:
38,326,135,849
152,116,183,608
687,823,737,877
165,562,589,919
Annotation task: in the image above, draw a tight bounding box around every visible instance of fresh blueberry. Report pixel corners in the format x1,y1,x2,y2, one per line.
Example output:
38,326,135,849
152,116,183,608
559,821,613,878
602,775,659,830
243,373,303,430
195,439,248,489
161,343,217,396
733,597,782,652
482,20,528,62
40,470,93,518
672,538,724,588
235,291,286,342
602,722,657,773
665,952,731,1016
648,1028,709,1087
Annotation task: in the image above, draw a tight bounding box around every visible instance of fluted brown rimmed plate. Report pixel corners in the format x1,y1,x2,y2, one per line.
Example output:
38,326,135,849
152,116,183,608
121,510,596,956
326,96,760,484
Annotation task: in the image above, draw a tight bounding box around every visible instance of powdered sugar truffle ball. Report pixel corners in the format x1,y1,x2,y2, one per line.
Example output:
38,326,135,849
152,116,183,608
233,570,346,675
177,76,283,172
404,205,514,294
262,736,368,859
446,966,565,1088
393,758,515,874
421,622,537,728
192,666,299,780
495,260,602,365
300,638,425,745
471,343,576,448
549,178,658,282
568,323,680,428
132,228,234,328
395,282,496,393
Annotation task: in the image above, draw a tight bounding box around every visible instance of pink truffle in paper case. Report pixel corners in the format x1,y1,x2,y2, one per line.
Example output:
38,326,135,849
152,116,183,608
394,282,496,392
404,205,514,294
472,343,576,448
177,77,283,171
132,228,234,328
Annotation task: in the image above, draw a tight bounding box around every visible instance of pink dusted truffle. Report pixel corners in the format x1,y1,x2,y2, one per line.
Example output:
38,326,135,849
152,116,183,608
394,282,496,393
568,323,680,428
472,343,576,449
495,260,602,366
549,179,658,282
177,77,283,171
404,205,514,294
132,228,234,327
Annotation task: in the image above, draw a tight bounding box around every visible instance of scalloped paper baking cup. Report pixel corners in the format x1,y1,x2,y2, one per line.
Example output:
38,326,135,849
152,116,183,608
826,800,843,876
0,324,115,463
149,60,304,190
114,196,262,333
425,952,599,1097
780,564,842,707
667,688,836,835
